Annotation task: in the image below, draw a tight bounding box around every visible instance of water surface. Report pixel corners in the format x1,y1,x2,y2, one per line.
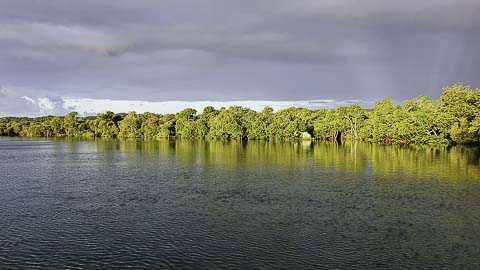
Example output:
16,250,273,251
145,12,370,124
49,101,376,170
1,138,479,269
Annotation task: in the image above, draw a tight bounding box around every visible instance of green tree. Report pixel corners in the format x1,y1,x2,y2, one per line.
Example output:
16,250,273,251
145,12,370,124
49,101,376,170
369,98,396,143
337,105,367,141
440,83,480,144
63,112,81,137
118,112,140,138
1,83,480,146
92,111,119,138
208,106,246,140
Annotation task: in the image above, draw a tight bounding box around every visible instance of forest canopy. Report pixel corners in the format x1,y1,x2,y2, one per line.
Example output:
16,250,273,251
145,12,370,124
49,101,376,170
1,83,479,145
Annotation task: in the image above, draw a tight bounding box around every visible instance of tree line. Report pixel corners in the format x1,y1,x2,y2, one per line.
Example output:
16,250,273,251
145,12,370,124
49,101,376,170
1,83,479,145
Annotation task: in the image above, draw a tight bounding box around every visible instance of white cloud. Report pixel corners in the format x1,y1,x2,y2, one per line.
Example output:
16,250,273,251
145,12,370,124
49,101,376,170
22,96,36,104
37,97,56,110
0,85,373,117
0,85,67,117
62,97,373,116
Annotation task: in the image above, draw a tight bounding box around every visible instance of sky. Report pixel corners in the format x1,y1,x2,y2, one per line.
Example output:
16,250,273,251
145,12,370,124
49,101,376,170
0,0,479,116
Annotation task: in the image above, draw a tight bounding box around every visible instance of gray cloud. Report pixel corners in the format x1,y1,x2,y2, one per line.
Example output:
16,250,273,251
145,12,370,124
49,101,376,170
0,21,129,56
0,0,479,116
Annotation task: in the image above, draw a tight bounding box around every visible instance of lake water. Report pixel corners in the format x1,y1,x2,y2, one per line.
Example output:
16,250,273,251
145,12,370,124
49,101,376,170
1,137,479,269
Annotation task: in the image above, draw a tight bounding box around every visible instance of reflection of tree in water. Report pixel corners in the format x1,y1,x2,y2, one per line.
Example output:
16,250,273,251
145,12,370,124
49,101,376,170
92,140,480,181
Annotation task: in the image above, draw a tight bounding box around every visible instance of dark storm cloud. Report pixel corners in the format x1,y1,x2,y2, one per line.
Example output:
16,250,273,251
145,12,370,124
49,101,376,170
0,0,479,115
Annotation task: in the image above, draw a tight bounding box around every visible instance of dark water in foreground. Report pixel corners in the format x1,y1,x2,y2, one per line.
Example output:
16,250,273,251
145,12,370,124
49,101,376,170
0,138,479,269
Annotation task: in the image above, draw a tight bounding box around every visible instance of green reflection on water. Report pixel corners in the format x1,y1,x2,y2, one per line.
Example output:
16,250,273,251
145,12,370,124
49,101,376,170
89,139,480,181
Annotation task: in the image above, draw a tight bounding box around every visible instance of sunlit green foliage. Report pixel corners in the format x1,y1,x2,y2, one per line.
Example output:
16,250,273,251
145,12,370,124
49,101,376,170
139,112,160,138
1,83,479,145
208,106,247,140
91,111,120,138
440,83,480,144
118,112,140,138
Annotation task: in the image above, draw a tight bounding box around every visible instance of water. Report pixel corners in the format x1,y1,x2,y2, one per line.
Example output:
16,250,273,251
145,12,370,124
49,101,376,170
0,137,479,269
